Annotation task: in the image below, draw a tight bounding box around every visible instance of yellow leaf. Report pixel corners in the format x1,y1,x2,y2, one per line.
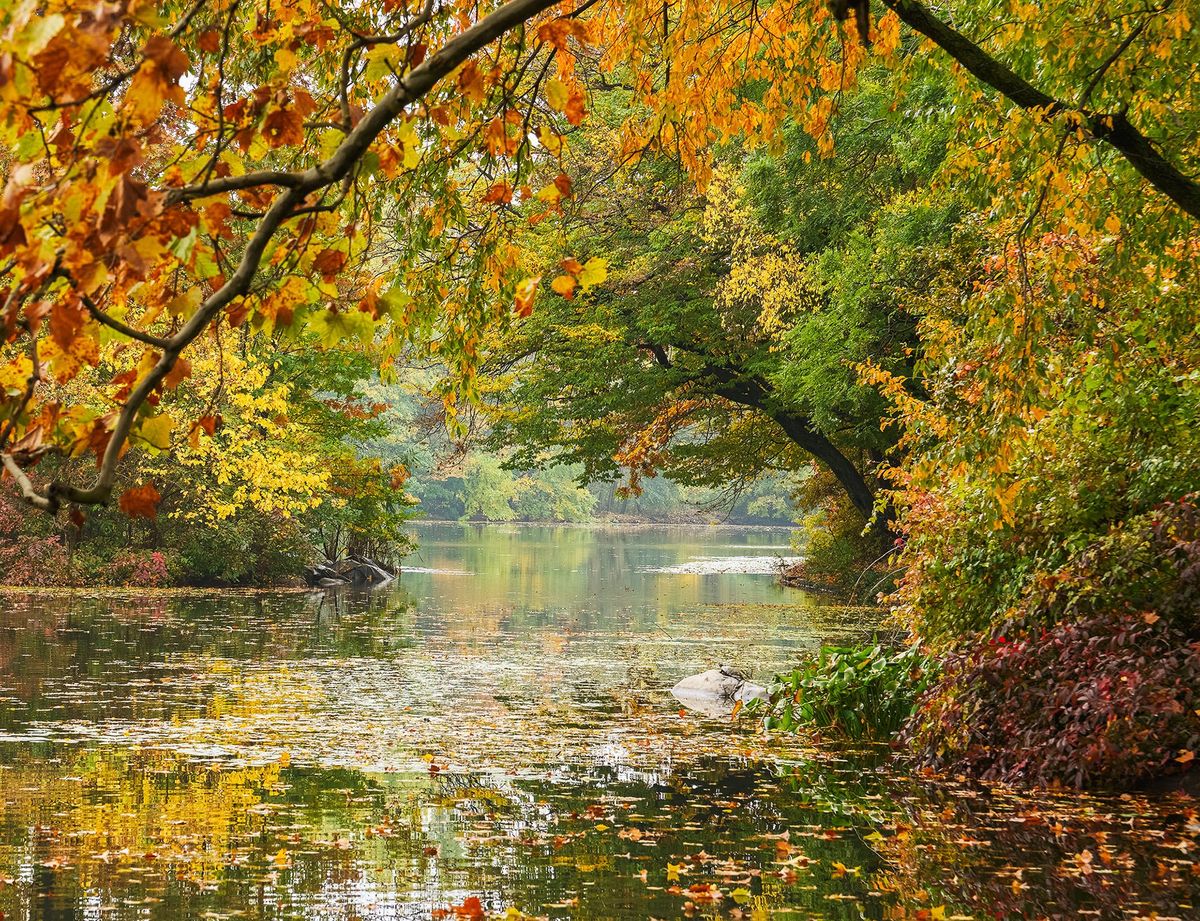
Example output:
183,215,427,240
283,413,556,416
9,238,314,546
165,287,202,317
546,78,569,112
514,276,540,317
138,414,174,450
551,275,576,299
274,46,298,75
538,124,565,157
578,257,608,290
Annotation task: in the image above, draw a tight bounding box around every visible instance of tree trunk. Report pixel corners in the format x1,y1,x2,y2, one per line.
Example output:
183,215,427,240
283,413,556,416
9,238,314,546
704,368,892,534
768,410,880,524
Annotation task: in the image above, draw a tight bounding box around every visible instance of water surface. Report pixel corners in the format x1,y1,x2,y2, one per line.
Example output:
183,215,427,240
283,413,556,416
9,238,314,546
0,524,1195,919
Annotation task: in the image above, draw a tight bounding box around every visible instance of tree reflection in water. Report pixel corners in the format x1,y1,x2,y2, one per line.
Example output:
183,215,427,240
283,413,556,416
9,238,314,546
0,527,1196,918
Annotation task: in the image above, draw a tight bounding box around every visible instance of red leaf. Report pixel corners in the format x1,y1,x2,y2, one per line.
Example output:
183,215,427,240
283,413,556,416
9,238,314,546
312,248,347,282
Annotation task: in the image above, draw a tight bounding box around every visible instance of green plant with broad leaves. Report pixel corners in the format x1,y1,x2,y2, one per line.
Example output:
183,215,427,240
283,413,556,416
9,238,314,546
752,643,933,741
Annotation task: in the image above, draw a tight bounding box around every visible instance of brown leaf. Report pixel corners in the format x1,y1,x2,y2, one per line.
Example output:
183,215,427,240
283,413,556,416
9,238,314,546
163,356,191,389
118,482,161,519
142,36,189,82
312,248,347,282
197,27,221,54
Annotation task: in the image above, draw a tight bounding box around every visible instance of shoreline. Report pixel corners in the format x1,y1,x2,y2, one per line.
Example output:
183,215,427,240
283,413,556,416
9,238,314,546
409,518,797,531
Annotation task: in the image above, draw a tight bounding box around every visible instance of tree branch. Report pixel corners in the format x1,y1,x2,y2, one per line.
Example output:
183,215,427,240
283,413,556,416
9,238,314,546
13,0,566,512
883,0,1200,219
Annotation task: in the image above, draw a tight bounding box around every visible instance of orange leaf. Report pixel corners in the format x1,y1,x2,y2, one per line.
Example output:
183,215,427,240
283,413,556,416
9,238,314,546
550,275,576,299
450,896,485,919
481,182,513,205
118,483,161,520
565,89,586,126
514,276,540,317
456,61,486,103
197,27,221,54
163,356,191,389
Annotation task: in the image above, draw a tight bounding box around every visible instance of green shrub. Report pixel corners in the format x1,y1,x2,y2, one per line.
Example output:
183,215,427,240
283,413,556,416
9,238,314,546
174,514,313,585
754,642,932,741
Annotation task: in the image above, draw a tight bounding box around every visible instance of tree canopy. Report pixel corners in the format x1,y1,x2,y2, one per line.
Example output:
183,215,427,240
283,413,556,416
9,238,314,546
2,0,1196,520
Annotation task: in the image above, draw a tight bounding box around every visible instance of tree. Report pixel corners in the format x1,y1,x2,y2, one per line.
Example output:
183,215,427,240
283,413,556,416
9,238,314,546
481,71,964,534
4,0,1195,526
0,0,570,514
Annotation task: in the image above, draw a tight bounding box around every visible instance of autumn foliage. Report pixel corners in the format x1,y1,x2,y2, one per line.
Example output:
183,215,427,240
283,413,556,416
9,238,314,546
2,0,1199,787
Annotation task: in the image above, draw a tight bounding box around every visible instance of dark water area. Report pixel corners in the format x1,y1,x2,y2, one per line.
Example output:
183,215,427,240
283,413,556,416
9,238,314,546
0,524,1196,919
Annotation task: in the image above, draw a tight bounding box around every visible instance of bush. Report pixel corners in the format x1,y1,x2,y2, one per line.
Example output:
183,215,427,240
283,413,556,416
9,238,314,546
786,510,894,597
909,613,1200,788
0,487,73,585
755,642,932,741
0,533,72,586
176,514,312,585
907,494,1200,788
100,550,174,587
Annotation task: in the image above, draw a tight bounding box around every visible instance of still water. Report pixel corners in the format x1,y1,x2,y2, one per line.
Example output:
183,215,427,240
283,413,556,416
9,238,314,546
0,524,1196,920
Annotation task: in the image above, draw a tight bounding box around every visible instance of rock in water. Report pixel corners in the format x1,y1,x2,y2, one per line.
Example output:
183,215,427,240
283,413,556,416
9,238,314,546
672,667,767,718
304,556,394,588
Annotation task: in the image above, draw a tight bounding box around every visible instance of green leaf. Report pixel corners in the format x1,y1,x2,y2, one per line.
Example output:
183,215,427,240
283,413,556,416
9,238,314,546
307,309,377,348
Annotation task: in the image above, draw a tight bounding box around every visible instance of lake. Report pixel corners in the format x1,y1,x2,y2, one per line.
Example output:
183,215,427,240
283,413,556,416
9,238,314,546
0,524,1196,919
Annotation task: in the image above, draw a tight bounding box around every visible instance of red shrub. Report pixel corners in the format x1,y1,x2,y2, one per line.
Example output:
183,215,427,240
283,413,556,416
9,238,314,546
909,493,1200,788
101,550,172,587
0,533,72,586
910,613,1200,788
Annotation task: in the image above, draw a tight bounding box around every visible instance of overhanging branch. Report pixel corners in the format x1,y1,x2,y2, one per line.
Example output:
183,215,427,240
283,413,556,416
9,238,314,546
5,0,565,513
883,0,1200,219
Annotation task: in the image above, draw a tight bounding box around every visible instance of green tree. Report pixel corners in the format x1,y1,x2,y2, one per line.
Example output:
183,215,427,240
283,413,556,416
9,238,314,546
484,72,964,538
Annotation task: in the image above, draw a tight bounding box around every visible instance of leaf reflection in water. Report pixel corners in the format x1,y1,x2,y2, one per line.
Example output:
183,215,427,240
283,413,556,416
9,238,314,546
0,526,1196,919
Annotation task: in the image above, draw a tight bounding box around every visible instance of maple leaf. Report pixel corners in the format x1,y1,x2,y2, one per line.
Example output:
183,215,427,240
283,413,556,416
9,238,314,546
564,89,586,126
482,182,513,205
163,357,192,390
312,249,348,282
577,257,607,290
450,896,485,919
551,275,576,299
137,414,173,450
456,61,486,103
